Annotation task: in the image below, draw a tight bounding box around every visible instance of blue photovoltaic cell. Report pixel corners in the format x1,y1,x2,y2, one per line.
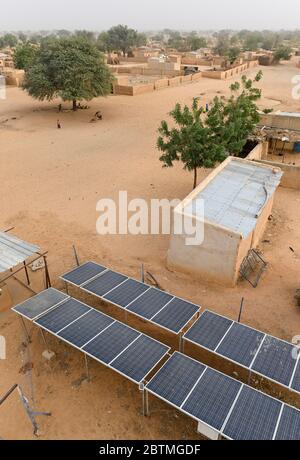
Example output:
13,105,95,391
126,288,173,320
290,358,300,394
216,323,265,367
184,310,233,350
222,386,282,440
83,270,127,297
13,288,68,320
110,335,169,383
182,368,241,430
251,336,297,386
82,321,140,364
152,298,199,333
275,406,300,440
61,262,107,286
35,298,90,333
146,353,206,407
58,309,115,348
104,279,150,308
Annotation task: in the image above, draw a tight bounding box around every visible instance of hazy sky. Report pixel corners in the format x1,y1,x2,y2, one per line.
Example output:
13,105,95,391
1,0,299,31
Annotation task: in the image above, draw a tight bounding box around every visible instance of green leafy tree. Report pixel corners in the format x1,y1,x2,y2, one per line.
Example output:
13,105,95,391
207,71,263,155
157,100,227,189
2,33,18,48
13,42,37,70
273,46,292,62
23,36,113,111
74,30,96,42
214,31,231,56
227,46,241,65
96,32,109,52
106,25,138,56
18,33,28,43
186,35,208,51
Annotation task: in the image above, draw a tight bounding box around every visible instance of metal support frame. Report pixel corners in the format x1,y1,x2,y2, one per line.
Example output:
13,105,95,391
20,317,31,343
141,264,145,283
40,329,48,348
238,297,244,323
0,250,50,291
73,245,80,267
84,354,90,381
0,384,51,436
141,383,149,417
23,261,30,286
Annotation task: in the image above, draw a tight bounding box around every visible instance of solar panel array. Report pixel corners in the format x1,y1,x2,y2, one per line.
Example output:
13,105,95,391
61,262,200,334
146,352,300,440
12,289,170,385
183,310,300,395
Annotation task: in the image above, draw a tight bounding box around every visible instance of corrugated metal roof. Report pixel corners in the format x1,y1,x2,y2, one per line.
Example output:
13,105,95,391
184,159,283,239
277,112,300,118
0,232,40,274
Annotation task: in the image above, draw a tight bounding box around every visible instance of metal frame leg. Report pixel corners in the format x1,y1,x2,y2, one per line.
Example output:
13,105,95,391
144,389,149,417
65,281,69,295
40,329,48,348
179,333,184,353
84,354,90,381
141,383,149,416
20,317,31,343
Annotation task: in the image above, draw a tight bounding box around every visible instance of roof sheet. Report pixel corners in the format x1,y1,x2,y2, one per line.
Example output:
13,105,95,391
183,159,282,238
0,232,40,273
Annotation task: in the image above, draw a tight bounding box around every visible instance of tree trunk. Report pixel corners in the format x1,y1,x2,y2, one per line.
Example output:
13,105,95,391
72,99,77,111
193,168,198,189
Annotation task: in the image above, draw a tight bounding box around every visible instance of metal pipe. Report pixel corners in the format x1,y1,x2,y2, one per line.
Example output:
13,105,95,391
23,261,30,285
0,384,18,406
238,298,244,323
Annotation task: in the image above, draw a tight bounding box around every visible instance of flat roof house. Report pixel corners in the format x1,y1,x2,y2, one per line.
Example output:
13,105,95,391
168,157,283,286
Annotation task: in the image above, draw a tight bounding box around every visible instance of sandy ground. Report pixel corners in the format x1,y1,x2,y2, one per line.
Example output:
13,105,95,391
0,59,300,440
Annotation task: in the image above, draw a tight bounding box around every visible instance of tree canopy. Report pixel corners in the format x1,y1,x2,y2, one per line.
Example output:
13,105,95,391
104,25,145,55
0,33,18,48
13,42,38,70
157,72,264,188
157,100,227,189
23,36,113,110
206,71,263,155
273,45,293,63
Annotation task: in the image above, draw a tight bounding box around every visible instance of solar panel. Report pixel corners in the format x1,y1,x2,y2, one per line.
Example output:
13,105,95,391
83,270,127,297
182,368,241,430
35,298,90,333
184,310,233,350
12,288,69,320
62,261,202,335
61,262,107,287
126,288,173,320
290,358,300,393
82,321,140,364
275,405,300,440
146,352,206,407
110,335,170,383
104,279,150,308
152,298,199,333
216,323,265,367
222,386,282,440
58,309,115,348
251,336,296,386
